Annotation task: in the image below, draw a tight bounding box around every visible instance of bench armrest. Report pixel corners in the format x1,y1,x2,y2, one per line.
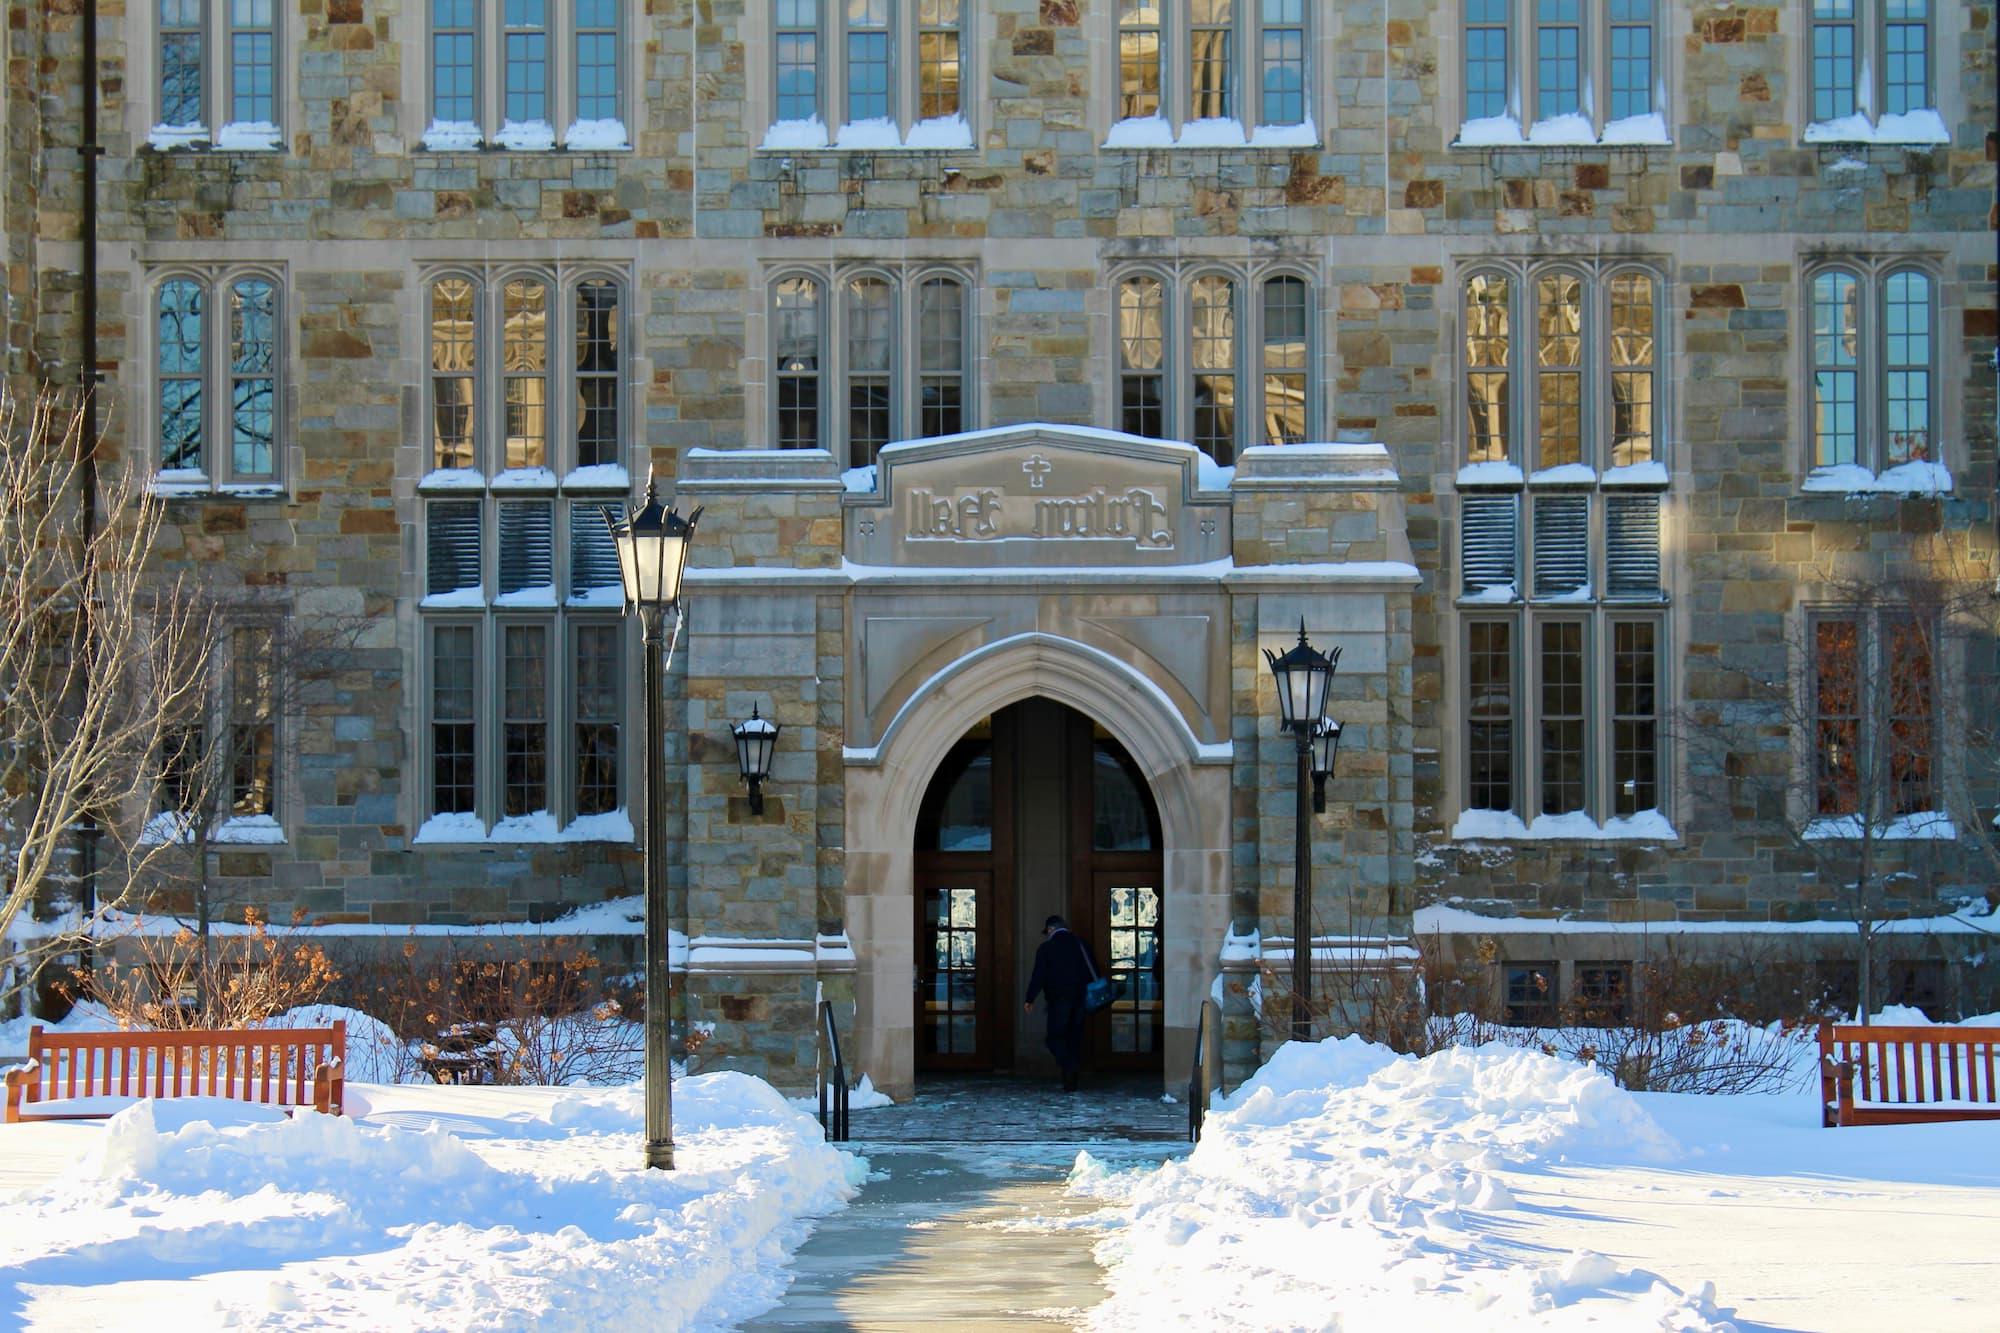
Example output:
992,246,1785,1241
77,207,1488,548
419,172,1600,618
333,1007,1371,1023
4,1059,41,1125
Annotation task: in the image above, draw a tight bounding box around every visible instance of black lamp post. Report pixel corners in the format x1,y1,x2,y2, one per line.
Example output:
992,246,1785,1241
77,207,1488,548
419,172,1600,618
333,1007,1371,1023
606,474,700,1170
1264,621,1339,1043
732,706,780,814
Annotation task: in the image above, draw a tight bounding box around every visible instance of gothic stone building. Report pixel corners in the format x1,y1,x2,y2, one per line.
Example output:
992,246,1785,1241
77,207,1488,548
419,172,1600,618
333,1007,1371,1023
3,1,1994,1093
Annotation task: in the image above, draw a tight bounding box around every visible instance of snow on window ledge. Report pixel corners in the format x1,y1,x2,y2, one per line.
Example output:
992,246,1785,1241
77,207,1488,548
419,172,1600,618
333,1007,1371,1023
148,123,209,151
1453,110,1671,149
1803,812,1957,842
421,120,483,152
419,587,487,610
150,470,213,496
1458,582,1520,605
1801,461,1953,495
1599,461,1669,486
561,464,630,490
494,119,557,151
139,812,197,846
1803,109,1949,146
490,466,559,490
759,114,976,152
1455,461,1525,487
563,118,630,151
413,809,636,846
1448,808,1679,842
214,815,286,846
214,121,282,152
1528,463,1597,485
1102,115,1318,150
419,467,487,491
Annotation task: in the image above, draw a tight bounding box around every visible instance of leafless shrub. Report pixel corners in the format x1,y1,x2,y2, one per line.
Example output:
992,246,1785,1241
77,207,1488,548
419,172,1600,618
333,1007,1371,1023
67,908,340,1030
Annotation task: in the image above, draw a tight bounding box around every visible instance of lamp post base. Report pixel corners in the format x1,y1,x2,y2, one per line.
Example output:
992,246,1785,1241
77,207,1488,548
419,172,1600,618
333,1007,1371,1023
644,1138,675,1171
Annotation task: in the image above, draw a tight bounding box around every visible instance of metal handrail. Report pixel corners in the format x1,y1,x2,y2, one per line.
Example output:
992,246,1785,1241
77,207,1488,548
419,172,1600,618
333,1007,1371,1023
1188,995,1223,1142
816,999,850,1143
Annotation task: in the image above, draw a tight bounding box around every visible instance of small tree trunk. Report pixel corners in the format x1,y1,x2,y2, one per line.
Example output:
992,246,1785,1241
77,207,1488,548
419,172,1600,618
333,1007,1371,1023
195,823,213,1020
1856,822,1875,1026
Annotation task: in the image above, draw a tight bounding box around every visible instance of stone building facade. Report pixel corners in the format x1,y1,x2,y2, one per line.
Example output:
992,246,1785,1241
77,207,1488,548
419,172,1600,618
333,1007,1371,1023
2,1,1994,1092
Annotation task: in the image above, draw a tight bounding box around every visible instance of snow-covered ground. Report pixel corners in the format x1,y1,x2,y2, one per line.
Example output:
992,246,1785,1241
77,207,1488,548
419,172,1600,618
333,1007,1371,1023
1073,1038,2000,1332
0,1075,864,1330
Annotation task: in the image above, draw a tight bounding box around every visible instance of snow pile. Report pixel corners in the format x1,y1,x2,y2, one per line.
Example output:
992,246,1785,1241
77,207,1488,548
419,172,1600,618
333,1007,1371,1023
0,1072,864,1329
1080,1038,1736,1330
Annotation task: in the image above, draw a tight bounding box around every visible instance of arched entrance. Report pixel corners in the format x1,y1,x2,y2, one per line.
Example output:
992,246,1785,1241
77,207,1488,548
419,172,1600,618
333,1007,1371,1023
842,631,1233,1101
913,700,1165,1075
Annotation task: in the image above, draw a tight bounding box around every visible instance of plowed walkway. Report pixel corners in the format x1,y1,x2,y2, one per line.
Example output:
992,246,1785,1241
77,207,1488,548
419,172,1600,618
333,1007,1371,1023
740,1076,1187,1331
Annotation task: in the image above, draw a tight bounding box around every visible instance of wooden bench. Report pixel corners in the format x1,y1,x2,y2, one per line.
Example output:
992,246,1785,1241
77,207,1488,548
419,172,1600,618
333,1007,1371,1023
1818,1022,2000,1127
4,1021,345,1123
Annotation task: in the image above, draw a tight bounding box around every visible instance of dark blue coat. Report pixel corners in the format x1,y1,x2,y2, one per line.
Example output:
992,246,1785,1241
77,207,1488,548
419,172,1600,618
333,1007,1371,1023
1025,928,1098,1004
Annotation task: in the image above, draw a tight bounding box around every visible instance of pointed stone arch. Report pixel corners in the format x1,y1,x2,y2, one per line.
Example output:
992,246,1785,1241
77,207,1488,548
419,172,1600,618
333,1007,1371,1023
845,632,1231,1099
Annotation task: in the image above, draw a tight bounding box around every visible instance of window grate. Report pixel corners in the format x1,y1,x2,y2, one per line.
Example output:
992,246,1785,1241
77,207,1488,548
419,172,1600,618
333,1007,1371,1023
1531,494,1589,598
1605,494,1662,599
1461,494,1519,597
427,500,483,597
570,501,624,599
497,500,554,597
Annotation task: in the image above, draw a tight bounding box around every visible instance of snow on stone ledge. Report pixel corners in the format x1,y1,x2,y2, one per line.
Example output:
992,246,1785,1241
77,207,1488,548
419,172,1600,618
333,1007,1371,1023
495,118,556,151
148,123,209,150
841,464,879,494
760,116,830,150
1103,114,1175,148
214,121,282,151
903,113,974,149
1459,582,1519,604
564,118,630,151
413,809,636,845
1802,461,1953,494
1448,808,1678,841
1527,111,1597,146
421,120,482,151
1598,111,1671,145
1529,462,1597,484
1804,109,1950,145
213,815,286,845
419,467,486,491
490,466,559,490
1175,117,1248,148
1456,460,1525,486
1454,113,1527,147
1600,460,1669,486
834,116,902,150
561,463,630,490
1249,117,1317,147
1804,812,1956,842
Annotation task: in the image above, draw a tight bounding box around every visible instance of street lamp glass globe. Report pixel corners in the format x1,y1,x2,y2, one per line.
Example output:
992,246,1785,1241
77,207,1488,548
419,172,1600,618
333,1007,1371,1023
608,477,701,612
1262,621,1340,733
733,705,780,785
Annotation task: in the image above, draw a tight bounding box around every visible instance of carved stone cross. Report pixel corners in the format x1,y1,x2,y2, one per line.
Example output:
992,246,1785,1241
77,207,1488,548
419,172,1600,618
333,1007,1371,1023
1021,454,1052,489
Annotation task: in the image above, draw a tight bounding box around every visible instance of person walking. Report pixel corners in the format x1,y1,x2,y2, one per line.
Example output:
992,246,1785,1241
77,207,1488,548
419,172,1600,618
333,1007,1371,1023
1024,914,1098,1092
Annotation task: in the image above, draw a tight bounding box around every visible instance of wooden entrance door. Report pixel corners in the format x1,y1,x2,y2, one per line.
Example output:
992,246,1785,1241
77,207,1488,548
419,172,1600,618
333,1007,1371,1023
1070,721,1166,1072
915,868,995,1069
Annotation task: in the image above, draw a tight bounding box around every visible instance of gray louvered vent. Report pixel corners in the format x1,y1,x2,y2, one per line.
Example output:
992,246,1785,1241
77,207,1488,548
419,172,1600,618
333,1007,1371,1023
497,500,554,597
1606,494,1663,599
426,500,482,597
570,501,624,600
1532,494,1590,598
1460,494,1519,597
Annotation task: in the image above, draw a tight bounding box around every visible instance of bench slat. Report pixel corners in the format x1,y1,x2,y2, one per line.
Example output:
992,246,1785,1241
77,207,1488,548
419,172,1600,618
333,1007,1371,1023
7,1025,346,1124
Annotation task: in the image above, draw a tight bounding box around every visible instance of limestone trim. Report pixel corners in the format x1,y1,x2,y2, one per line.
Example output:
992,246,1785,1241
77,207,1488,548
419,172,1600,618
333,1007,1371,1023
844,629,1233,1097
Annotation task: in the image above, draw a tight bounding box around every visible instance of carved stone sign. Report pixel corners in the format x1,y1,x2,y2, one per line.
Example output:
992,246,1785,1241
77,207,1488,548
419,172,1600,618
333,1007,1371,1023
847,425,1231,568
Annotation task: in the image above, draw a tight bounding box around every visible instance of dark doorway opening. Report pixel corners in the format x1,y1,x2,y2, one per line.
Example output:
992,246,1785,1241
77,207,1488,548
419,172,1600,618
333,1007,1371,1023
913,699,1165,1076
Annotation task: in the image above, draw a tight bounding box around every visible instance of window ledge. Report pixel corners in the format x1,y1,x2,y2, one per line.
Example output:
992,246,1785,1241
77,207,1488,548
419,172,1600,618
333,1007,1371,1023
1101,115,1320,151
1447,810,1679,843
562,464,631,491
412,810,636,846
1455,462,1525,488
1803,813,1957,842
149,475,286,500
1599,461,1669,487
1802,111,1949,146
759,114,977,154
139,813,288,847
1452,111,1671,150
1801,462,1953,496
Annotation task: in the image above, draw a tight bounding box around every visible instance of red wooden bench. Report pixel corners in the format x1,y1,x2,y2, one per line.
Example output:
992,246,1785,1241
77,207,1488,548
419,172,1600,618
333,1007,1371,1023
4,1021,345,1123
1818,1022,2000,1127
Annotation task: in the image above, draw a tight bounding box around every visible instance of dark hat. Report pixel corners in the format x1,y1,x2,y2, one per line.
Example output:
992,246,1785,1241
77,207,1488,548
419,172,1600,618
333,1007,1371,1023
1043,914,1066,931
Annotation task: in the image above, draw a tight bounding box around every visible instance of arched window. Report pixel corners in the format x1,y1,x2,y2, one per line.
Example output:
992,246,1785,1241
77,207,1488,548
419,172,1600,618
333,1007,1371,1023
1463,272,1512,466
1810,269,1862,468
845,275,894,467
1260,275,1308,446
502,276,550,471
1883,269,1932,465
1607,271,1656,468
431,276,479,472
228,277,277,478
774,275,823,449
573,278,621,469
1534,271,1584,469
1118,275,1167,439
918,275,966,437
916,739,993,851
1189,275,1237,461
158,278,206,474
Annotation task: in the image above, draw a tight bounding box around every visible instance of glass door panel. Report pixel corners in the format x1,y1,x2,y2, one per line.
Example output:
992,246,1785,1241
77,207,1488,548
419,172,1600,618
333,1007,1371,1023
1095,872,1163,1063
917,870,991,1068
